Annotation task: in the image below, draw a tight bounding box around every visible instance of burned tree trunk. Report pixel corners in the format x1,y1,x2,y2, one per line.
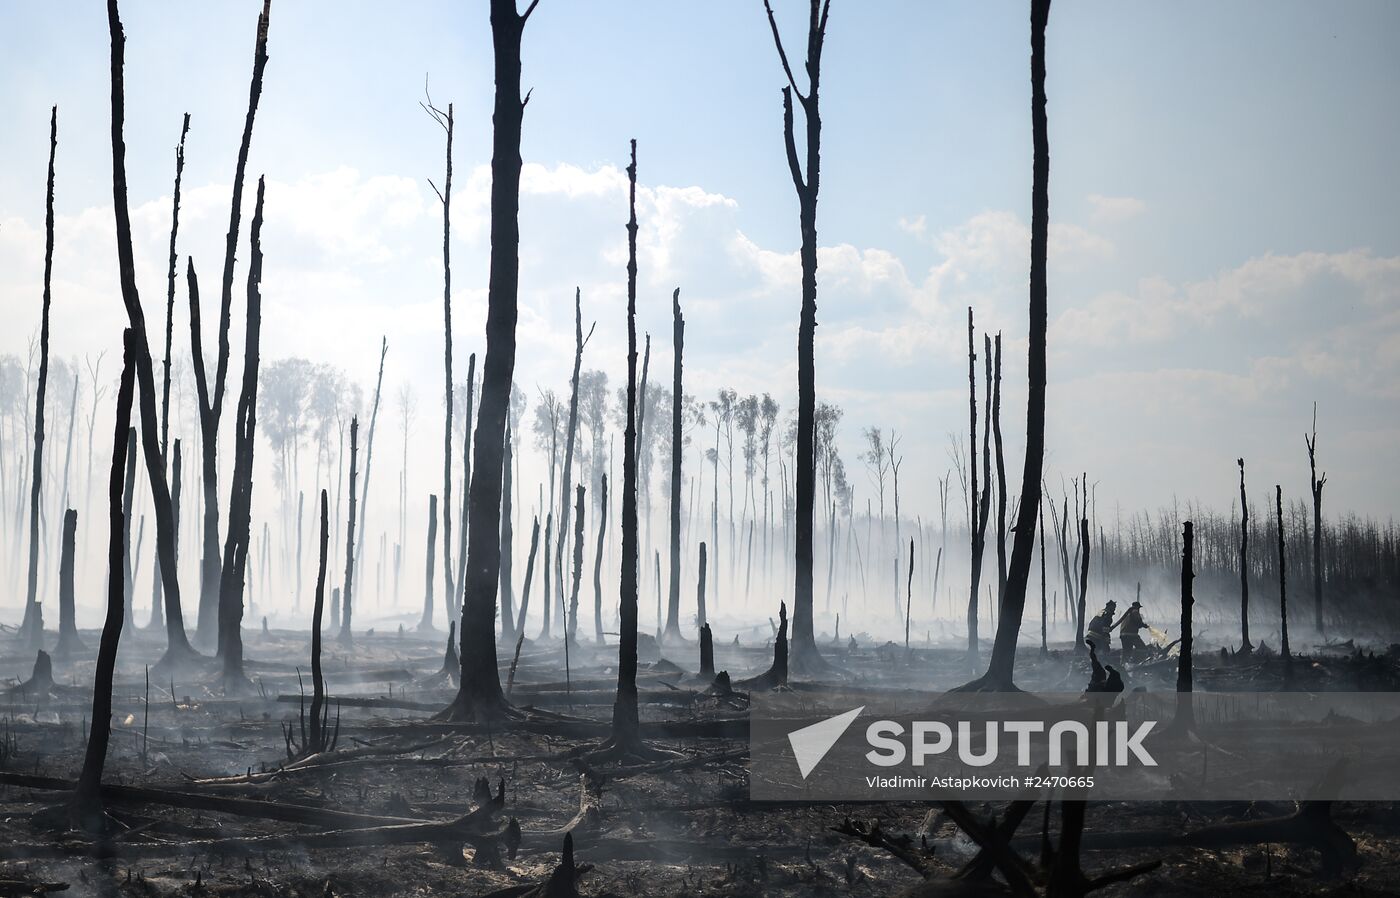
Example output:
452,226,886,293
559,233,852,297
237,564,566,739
56,508,84,657
1169,520,1196,734
341,418,360,643
515,515,540,639
569,485,585,644
663,288,684,643
499,420,516,643
1039,501,1047,657
593,473,608,644
150,112,189,630
75,327,136,832
965,311,989,663
541,512,553,639
977,0,1051,688
1076,512,1090,650
440,0,539,722
20,106,57,648
215,177,267,691
1306,406,1326,634
308,490,329,754
763,0,832,675
121,428,137,630
697,540,708,629
421,495,438,631
193,0,271,647
611,140,644,753
555,289,592,644
423,94,457,616
355,337,388,591
454,351,477,627
992,333,1007,606
1238,458,1251,653
1277,484,1290,661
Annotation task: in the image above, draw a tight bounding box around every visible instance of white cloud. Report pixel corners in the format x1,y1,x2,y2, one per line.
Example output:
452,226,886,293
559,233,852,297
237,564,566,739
1086,193,1146,224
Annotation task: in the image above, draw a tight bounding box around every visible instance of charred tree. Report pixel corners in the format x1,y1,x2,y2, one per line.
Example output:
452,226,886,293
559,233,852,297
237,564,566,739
965,312,992,663
55,508,84,657
763,0,832,675
20,106,57,647
555,289,593,644
421,494,438,631
592,474,608,644
107,4,199,668
972,0,1051,688
1076,511,1090,650
423,91,456,615
120,429,137,630
541,512,553,639
991,334,1007,605
341,418,360,643
515,515,540,639
462,350,484,622
1168,520,1196,735
192,0,271,647
308,490,330,754
1306,405,1326,633
74,328,136,833
1237,458,1251,653
440,0,540,722
569,485,585,644
215,177,267,691
151,112,189,628
663,288,685,643
607,140,647,755
697,540,708,629
355,337,388,590
499,420,516,643
1277,484,1290,662
1039,500,1048,657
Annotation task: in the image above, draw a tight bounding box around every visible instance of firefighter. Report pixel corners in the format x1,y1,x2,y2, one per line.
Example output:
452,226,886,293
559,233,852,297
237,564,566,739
1116,600,1148,655
1085,601,1117,651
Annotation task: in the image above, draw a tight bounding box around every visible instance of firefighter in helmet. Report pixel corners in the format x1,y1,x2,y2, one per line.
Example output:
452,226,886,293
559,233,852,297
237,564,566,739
1085,600,1117,651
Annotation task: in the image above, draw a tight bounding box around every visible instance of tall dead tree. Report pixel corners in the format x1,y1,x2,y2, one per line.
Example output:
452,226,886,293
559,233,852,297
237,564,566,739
975,0,1051,688
192,0,271,646
609,139,645,754
663,288,684,643
763,0,832,674
215,177,266,691
308,490,329,753
965,312,992,663
440,0,540,722
514,514,540,639
555,288,593,643
1306,404,1326,633
56,508,84,657
569,484,585,643
991,333,1007,605
341,418,360,643
1277,484,1290,661
697,542,712,678
499,419,516,642
354,337,388,590
120,429,137,629
107,0,198,668
423,90,456,615
1172,520,1195,733
593,473,608,643
151,112,189,628
75,328,135,832
20,106,57,647
454,351,477,626
1237,457,1251,653
421,494,438,631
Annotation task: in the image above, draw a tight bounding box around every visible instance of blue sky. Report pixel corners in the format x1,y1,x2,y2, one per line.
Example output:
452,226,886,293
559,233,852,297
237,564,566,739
2,0,1399,541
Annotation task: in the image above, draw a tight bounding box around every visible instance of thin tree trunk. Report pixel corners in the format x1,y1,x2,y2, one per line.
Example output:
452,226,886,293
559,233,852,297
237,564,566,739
1238,458,1251,652
354,338,387,590
515,515,540,639
593,474,608,644
21,106,58,646
663,289,684,642
193,0,271,647
498,420,516,642
541,511,553,638
980,0,1051,687
611,140,644,751
309,489,329,753
569,485,585,644
56,508,83,657
1306,406,1325,633
216,177,266,689
75,327,136,831
341,418,359,643
430,99,456,619
421,495,438,631
1277,485,1290,661
454,352,476,626
763,0,831,673
442,0,537,723
121,430,137,630
991,333,1007,605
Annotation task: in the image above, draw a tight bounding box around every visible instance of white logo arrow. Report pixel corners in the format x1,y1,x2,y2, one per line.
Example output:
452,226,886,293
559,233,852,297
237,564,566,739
788,706,865,779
